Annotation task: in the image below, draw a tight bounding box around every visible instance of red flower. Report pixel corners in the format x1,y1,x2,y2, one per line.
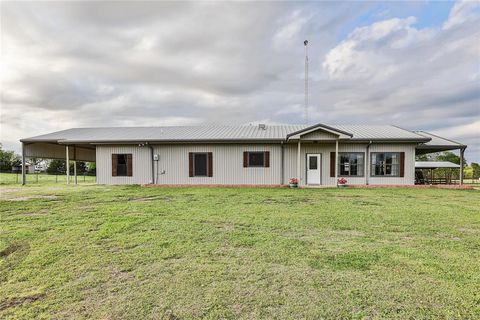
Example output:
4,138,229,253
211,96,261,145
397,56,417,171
337,178,348,185
289,177,298,184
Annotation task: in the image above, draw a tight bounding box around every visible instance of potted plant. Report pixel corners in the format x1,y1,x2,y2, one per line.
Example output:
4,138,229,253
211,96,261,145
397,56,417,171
337,177,348,187
289,177,298,188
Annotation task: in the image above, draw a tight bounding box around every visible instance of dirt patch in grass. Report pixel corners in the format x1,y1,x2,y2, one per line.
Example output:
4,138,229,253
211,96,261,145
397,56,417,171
6,195,59,202
22,209,49,216
0,293,46,311
0,243,23,258
128,196,173,202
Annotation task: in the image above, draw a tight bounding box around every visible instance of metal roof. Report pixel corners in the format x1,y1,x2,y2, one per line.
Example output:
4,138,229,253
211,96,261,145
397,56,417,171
415,131,466,148
21,124,432,144
415,161,460,169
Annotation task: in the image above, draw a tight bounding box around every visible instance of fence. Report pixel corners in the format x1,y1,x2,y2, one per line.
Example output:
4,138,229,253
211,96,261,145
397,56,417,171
0,172,96,185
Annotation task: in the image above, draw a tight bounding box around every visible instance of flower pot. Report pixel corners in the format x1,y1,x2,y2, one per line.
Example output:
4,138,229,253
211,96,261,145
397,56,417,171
338,184,347,188
289,183,298,188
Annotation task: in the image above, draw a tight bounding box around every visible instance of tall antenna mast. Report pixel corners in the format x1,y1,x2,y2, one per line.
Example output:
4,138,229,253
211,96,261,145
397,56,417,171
304,40,309,125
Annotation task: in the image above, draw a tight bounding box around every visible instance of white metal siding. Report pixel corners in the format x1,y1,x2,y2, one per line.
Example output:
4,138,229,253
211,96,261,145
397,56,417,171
153,144,282,185
300,131,339,140
96,145,152,185
95,142,416,186
283,142,416,186
369,144,416,185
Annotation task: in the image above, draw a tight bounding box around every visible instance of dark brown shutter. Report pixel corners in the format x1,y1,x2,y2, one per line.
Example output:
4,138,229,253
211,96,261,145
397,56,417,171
207,152,213,177
243,152,248,167
189,153,194,177
264,151,270,167
112,154,117,176
330,152,336,177
399,152,405,177
126,154,133,176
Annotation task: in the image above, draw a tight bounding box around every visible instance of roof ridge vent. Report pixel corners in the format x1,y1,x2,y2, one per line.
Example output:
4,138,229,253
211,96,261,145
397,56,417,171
258,124,266,130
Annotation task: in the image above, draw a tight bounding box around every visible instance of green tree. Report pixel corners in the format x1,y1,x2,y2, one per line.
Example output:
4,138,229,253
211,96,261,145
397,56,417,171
47,160,66,175
87,162,96,176
436,151,467,166
471,163,480,179
0,144,20,171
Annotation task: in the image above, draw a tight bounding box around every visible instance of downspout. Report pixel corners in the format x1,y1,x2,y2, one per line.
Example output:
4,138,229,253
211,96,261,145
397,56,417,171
147,143,155,184
280,141,285,185
365,141,373,185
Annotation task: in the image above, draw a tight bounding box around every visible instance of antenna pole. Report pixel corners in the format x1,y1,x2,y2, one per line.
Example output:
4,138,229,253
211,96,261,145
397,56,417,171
304,40,309,125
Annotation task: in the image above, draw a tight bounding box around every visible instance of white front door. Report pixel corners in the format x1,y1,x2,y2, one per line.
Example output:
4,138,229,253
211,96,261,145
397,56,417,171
306,154,321,185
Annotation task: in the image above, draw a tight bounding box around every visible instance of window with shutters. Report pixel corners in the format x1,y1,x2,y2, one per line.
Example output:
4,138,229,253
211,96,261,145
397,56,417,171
338,153,364,177
112,154,131,177
244,151,269,167
193,153,208,177
248,152,265,167
371,152,400,177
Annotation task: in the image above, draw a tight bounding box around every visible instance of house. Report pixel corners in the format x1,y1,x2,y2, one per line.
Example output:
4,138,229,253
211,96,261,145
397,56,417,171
12,161,35,174
19,123,467,186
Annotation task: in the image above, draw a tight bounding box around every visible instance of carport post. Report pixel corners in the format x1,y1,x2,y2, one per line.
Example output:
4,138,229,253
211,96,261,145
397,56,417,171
21,142,26,185
335,139,339,185
296,139,301,185
460,147,465,185
66,145,70,184
74,146,77,185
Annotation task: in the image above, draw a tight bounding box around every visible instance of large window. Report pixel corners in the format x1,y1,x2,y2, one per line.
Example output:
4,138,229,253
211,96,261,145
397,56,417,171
112,154,132,177
339,153,364,176
193,153,208,176
371,152,400,177
243,151,270,168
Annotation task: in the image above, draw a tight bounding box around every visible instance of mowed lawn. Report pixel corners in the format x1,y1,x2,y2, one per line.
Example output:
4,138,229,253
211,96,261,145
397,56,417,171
1,184,479,319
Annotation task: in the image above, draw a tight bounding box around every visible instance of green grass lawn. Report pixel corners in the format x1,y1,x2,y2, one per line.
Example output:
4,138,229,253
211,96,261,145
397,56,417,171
1,184,479,319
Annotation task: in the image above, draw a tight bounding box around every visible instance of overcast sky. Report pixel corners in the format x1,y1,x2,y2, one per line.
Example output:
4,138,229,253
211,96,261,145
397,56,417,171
1,1,479,162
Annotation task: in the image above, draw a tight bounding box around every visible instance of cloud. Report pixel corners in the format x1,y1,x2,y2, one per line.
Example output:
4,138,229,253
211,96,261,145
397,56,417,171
0,1,479,162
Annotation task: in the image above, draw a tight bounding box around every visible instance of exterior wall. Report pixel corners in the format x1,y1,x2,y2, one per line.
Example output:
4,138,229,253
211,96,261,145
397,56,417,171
96,144,282,185
153,144,282,185
96,142,416,186
283,142,417,186
96,145,152,185
300,131,338,140
369,143,416,185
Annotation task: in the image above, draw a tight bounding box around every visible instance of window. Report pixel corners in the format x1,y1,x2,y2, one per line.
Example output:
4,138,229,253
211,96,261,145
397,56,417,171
339,153,364,177
371,152,400,177
112,154,132,177
248,152,265,167
194,153,208,176
189,152,212,177
309,156,318,170
243,151,270,168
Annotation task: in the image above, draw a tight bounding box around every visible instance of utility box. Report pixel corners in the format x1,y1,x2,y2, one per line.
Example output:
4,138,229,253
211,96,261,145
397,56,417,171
153,154,159,161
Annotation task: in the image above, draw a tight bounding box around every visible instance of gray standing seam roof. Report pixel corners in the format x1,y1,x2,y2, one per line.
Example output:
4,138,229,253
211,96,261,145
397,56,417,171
415,161,461,169
21,124,431,144
414,131,466,147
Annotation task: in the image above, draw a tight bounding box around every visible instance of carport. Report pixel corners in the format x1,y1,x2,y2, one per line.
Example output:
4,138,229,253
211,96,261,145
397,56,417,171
415,131,467,185
415,161,461,185
20,138,96,185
